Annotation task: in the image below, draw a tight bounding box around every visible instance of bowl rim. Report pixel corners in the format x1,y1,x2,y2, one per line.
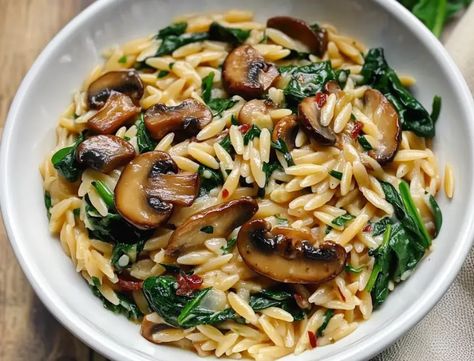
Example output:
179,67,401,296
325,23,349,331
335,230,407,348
1,0,474,360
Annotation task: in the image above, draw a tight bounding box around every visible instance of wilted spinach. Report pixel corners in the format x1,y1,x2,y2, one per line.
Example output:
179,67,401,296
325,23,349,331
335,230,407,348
51,132,84,182
44,191,52,220
156,26,208,57
317,309,335,336
243,124,261,145
208,98,237,117
201,72,215,103
91,180,114,209
221,237,237,254
209,22,251,44
135,114,157,153
219,135,234,154
429,194,443,237
331,214,355,227
361,48,440,138
111,241,145,272
249,289,305,321
271,138,295,166
197,165,224,195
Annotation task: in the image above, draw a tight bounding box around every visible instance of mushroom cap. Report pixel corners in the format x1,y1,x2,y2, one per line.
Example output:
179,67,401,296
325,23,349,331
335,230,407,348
237,219,347,284
297,96,336,145
267,16,328,56
364,89,401,164
272,115,299,150
87,70,144,109
238,99,275,129
76,134,136,173
144,99,212,141
115,151,199,229
222,45,279,100
87,91,141,134
166,197,259,257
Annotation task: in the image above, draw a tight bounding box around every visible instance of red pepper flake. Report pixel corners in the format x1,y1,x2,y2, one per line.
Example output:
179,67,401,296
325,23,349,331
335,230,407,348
176,273,203,296
315,92,327,108
238,124,251,134
363,224,372,233
117,278,143,292
308,331,317,348
222,188,229,199
350,121,363,139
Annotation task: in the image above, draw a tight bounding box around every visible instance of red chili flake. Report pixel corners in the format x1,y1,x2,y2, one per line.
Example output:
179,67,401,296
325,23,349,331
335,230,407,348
315,92,327,108
308,331,317,348
176,273,203,296
238,124,251,134
222,188,229,199
117,278,143,292
350,121,363,139
363,224,372,233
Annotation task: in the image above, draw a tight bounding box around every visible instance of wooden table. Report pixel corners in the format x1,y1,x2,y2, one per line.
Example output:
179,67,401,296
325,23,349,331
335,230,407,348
0,1,107,360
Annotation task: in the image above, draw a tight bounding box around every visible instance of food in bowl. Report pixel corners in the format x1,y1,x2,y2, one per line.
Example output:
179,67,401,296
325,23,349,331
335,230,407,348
40,9,448,360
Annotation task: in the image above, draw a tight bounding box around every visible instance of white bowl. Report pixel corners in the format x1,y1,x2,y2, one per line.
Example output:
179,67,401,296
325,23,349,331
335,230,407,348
1,0,474,360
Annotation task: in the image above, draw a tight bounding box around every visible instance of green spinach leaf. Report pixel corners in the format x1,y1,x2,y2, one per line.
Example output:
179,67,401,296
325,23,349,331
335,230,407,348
429,194,443,237
208,98,237,117
249,289,305,321
51,133,84,182
331,214,355,227
317,309,334,336
272,138,295,166
201,72,215,103
136,114,157,153
221,237,237,254
243,124,261,145
44,191,52,220
91,180,114,209
209,22,251,44
111,241,144,272
156,22,187,39
197,165,224,195
156,32,209,57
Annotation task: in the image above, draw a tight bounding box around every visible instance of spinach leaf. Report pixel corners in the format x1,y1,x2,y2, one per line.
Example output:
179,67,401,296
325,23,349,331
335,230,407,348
272,138,295,166
156,32,209,57
143,276,236,327
274,214,289,225
51,133,84,182
118,55,127,64
317,309,334,336
219,135,234,154
329,170,343,180
243,124,261,145
91,180,114,209
429,194,443,237
361,48,439,138
198,165,224,195
201,72,215,103
156,22,187,39
345,264,363,273
44,191,52,220
262,161,282,184
331,214,355,227
221,237,237,254
90,277,142,321
249,289,305,321
431,95,442,123
85,198,153,244
111,241,144,272
279,61,336,106
207,98,237,117
372,217,393,236
135,114,157,153
157,70,170,78
209,22,251,44
358,135,373,151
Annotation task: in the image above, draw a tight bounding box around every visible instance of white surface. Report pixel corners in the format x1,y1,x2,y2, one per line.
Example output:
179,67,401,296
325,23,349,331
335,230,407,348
374,6,474,361
1,1,474,361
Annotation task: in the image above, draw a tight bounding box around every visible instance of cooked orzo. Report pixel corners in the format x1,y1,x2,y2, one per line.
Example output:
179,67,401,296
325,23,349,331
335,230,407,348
41,10,448,360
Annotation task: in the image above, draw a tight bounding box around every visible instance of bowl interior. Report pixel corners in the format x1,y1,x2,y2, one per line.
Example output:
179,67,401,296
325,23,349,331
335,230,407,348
2,0,474,360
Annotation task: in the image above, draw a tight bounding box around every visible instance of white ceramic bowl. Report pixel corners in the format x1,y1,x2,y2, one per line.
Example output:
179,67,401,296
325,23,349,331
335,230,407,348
1,0,474,360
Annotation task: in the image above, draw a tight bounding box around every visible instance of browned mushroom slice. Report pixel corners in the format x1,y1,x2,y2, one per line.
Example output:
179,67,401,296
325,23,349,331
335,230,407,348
297,96,336,145
267,16,328,57
237,219,347,284
238,99,275,128
141,313,174,344
144,99,212,141
272,115,298,150
166,197,258,257
324,80,342,94
87,91,140,134
222,45,279,99
76,135,135,173
363,89,401,164
115,151,199,229
87,70,144,109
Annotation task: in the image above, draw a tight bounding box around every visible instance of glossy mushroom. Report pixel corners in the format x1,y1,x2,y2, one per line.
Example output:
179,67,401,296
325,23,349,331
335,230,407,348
267,16,328,57
222,45,279,99
87,91,141,134
237,219,347,284
272,115,299,150
76,135,135,173
238,99,275,129
114,151,199,229
363,89,401,164
141,313,174,344
166,197,258,257
144,99,212,141
297,96,336,145
87,70,144,109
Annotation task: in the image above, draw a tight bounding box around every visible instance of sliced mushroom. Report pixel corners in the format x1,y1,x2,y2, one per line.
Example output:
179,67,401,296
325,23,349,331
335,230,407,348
237,219,347,284
141,313,174,344
222,45,279,99
166,197,258,257
76,135,135,173
115,151,199,229
267,16,328,57
238,99,275,129
324,80,342,94
297,96,336,145
272,115,299,150
87,91,140,134
144,99,212,141
363,89,401,164
87,70,144,109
